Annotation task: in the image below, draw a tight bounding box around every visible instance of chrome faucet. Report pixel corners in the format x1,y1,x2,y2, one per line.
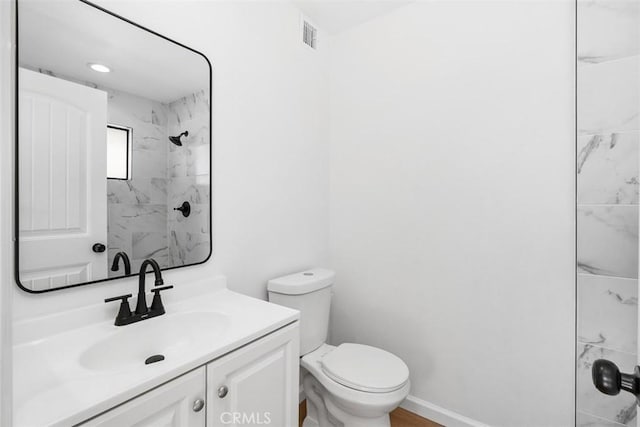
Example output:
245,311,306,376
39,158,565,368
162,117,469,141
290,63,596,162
104,258,173,326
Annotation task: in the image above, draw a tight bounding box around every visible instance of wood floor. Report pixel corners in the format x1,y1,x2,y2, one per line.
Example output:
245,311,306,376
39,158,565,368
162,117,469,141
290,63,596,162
389,407,442,427
298,401,442,427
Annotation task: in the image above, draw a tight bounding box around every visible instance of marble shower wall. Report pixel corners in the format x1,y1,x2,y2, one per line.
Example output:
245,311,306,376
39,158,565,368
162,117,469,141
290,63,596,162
166,90,211,266
576,0,640,425
106,89,170,275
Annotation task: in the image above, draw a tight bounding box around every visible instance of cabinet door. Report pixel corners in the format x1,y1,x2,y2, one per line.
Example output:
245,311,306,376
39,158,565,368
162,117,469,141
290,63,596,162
207,323,300,427
82,367,206,427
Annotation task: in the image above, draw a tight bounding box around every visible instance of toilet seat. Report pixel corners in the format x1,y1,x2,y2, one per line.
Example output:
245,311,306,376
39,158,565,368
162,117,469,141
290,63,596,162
320,343,409,393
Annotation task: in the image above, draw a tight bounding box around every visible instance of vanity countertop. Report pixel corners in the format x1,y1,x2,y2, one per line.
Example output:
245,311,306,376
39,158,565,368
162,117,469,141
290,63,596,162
12,283,299,427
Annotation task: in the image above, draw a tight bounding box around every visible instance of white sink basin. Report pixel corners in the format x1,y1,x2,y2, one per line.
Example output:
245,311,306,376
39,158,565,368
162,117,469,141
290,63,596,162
79,311,228,372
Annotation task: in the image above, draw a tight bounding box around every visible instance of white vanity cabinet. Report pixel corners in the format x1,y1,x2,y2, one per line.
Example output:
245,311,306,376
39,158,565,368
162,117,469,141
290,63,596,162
81,367,207,427
206,322,299,427
80,323,299,427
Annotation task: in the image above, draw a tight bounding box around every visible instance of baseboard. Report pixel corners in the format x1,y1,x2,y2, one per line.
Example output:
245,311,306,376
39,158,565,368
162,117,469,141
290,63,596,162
400,395,489,427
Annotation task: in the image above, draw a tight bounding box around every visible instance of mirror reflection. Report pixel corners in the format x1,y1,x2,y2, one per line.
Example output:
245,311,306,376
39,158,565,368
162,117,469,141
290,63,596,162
17,0,212,292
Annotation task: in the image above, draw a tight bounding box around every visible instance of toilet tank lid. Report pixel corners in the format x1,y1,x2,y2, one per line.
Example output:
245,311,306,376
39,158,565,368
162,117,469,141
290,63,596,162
267,268,335,295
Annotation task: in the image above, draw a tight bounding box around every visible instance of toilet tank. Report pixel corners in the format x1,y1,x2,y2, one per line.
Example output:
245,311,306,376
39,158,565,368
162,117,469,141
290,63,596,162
268,268,335,356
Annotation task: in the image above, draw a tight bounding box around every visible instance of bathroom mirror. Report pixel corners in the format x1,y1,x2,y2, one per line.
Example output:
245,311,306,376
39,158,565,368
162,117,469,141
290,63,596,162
15,0,212,292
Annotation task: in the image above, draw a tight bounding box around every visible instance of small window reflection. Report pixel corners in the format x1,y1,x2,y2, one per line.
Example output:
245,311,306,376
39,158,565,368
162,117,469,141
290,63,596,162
106,125,132,180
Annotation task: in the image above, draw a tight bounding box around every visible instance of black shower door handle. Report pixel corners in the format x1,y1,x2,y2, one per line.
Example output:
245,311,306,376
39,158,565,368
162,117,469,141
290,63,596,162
592,359,640,405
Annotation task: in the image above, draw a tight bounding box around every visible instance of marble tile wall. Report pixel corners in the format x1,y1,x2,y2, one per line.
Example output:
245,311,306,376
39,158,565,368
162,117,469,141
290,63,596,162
166,90,211,266
106,89,170,276
577,0,640,425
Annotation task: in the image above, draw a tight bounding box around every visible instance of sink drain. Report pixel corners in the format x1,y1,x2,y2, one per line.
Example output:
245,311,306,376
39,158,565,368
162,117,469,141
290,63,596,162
145,354,165,365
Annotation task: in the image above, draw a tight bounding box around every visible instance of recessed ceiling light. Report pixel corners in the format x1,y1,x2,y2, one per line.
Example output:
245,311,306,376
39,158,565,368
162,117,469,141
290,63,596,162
88,63,110,73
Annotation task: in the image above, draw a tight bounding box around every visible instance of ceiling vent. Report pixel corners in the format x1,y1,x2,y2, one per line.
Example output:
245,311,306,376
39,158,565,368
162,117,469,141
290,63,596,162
302,20,317,49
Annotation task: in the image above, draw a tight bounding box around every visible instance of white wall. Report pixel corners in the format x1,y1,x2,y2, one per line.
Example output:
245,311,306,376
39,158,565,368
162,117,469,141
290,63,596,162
0,2,14,424
11,0,331,320
327,2,575,426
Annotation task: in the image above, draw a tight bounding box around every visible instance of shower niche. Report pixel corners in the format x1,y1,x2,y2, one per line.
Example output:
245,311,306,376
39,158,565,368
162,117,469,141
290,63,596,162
16,0,212,292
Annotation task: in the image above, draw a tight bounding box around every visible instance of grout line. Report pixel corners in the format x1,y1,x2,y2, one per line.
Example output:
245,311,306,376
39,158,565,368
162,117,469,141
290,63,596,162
577,53,640,68
577,129,640,138
576,341,637,356
576,410,629,427
577,272,638,282
577,204,639,208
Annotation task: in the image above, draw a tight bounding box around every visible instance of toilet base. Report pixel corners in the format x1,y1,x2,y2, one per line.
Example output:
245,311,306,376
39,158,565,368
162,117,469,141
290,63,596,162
301,411,322,427
303,400,391,427
302,373,392,427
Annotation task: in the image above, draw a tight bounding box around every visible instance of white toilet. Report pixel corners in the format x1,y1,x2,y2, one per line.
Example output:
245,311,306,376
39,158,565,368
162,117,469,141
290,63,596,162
268,268,410,427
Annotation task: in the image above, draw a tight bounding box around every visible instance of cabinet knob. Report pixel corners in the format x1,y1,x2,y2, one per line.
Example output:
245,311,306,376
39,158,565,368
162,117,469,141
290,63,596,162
217,385,228,398
193,398,205,412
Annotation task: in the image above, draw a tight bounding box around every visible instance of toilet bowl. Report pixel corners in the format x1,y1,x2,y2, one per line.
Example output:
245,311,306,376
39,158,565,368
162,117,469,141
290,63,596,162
301,343,410,427
267,269,410,427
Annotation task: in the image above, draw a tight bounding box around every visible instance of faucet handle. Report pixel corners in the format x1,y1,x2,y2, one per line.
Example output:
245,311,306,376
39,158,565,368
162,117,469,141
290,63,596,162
150,285,173,314
104,294,133,326
104,293,133,304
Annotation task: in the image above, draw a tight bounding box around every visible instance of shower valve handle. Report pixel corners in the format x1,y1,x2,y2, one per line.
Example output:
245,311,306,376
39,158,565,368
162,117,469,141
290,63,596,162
592,359,640,404
174,201,191,217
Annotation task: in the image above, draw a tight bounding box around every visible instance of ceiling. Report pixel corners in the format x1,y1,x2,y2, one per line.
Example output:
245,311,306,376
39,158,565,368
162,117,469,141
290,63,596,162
294,0,413,35
18,0,412,103
18,0,209,103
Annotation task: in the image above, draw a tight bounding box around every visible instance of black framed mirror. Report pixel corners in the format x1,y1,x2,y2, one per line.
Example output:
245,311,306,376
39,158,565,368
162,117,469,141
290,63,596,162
15,0,212,293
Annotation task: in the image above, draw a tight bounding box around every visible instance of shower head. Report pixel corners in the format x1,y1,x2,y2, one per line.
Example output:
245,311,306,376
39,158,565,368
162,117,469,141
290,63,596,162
169,131,188,146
